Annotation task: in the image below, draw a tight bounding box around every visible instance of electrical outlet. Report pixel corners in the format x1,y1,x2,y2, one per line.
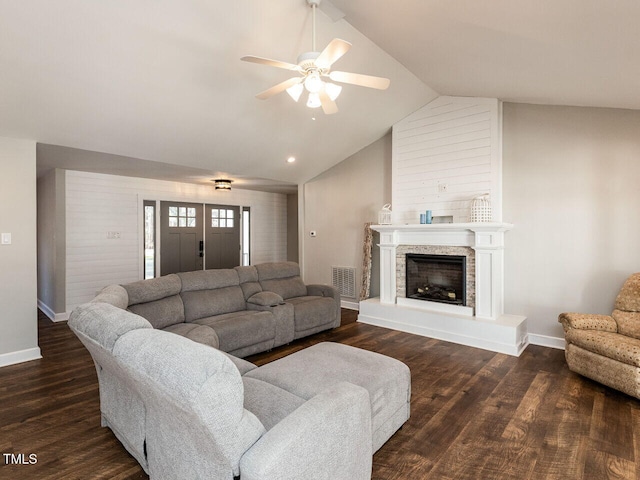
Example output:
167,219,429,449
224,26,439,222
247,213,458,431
1,233,11,245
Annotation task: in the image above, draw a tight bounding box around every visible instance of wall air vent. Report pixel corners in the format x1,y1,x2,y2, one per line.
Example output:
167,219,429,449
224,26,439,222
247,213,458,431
332,266,356,298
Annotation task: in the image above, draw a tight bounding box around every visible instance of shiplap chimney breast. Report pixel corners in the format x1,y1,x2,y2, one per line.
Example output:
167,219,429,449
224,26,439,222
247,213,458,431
392,96,502,224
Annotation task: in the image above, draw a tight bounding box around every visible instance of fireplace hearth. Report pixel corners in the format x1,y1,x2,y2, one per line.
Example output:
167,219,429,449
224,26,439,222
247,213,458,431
406,254,466,306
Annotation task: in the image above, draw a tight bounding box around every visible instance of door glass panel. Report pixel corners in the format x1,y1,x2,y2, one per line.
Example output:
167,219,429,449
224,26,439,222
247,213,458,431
169,205,197,228
144,201,156,279
242,207,250,266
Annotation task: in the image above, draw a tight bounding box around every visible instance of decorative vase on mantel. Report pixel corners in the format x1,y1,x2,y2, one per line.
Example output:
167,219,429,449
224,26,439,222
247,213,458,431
470,194,492,223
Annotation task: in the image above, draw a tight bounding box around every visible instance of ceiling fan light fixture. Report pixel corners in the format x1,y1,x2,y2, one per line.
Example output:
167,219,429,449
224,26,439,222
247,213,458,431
286,82,304,102
306,92,322,108
304,72,323,94
214,179,232,191
324,82,342,101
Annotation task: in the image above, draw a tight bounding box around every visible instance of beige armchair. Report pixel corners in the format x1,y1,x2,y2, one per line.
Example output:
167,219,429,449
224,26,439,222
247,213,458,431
559,273,640,399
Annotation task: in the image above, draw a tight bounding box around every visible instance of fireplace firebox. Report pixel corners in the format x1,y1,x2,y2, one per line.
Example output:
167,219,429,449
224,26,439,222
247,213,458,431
405,254,466,306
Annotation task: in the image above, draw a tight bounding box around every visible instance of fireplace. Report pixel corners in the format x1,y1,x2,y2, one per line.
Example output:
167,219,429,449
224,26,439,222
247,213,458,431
405,254,466,306
359,223,527,356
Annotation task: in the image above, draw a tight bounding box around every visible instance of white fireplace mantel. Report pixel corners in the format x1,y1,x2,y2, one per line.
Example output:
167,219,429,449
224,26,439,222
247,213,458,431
373,222,512,320
359,222,528,356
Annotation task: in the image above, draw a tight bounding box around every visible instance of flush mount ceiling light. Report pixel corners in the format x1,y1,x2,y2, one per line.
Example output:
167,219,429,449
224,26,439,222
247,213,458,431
213,179,232,191
241,0,390,115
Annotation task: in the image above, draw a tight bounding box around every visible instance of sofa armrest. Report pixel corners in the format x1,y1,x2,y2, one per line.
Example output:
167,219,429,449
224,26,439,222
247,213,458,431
240,381,372,480
306,284,339,300
558,312,617,333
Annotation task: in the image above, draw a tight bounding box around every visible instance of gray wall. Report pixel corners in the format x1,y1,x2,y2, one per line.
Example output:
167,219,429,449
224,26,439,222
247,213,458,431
37,168,66,316
302,133,392,300
503,103,640,340
0,137,40,365
287,193,298,262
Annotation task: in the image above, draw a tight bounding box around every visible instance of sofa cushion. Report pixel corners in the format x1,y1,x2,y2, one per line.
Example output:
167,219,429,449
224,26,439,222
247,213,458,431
256,262,308,300
128,294,185,330
194,310,275,353
181,286,247,322
162,322,219,349
123,274,182,306
235,266,263,300
565,328,640,367
287,296,337,332
614,273,640,312
179,269,240,292
613,310,640,340
242,377,305,431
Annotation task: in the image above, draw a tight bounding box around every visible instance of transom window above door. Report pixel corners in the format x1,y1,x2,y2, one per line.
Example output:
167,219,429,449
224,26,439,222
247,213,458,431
211,208,234,228
168,206,197,227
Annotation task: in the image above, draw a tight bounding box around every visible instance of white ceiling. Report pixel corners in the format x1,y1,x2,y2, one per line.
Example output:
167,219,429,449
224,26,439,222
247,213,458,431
2,1,639,192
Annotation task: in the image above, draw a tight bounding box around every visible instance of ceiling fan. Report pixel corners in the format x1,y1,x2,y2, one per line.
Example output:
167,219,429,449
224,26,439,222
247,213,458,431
241,0,390,115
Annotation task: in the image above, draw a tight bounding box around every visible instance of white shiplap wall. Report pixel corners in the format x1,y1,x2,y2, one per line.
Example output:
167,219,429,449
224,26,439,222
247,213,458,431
392,96,502,224
65,170,287,312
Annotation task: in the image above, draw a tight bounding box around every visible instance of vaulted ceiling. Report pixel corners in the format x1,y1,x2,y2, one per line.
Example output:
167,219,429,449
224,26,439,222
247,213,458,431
2,1,638,192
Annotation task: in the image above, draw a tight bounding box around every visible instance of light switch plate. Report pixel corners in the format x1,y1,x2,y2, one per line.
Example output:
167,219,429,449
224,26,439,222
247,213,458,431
1,233,11,245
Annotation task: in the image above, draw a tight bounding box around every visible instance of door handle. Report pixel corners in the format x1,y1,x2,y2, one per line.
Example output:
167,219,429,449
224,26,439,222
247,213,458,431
199,240,204,257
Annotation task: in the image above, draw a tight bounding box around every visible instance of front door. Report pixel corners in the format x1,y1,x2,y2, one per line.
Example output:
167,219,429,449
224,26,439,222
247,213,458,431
205,204,240,269
160,201,204,275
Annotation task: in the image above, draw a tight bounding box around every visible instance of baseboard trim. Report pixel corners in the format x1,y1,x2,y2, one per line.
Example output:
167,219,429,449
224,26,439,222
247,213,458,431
37,300,70,322
528,333,565,350
341,300,359,310
0,347,42,368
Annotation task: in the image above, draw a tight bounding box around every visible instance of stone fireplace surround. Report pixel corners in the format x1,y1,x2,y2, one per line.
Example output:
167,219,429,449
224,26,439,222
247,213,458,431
358,223,528,356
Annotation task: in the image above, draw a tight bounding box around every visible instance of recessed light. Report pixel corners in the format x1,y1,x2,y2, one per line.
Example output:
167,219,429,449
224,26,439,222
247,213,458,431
287,156,296,163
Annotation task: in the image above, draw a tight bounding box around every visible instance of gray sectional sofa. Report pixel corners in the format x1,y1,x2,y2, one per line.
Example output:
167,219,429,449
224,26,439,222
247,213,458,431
99,262,341,358
69,285,411,479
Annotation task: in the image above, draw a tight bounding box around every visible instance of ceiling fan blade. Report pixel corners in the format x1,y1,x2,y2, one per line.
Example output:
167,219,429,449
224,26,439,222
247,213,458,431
319,89,338,115
256,77,302,100
329,71,391,90
241,56,300,72
315,39,352,70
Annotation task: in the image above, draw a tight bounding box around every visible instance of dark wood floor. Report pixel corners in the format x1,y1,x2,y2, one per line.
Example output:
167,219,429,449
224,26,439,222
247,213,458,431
1,311,639,479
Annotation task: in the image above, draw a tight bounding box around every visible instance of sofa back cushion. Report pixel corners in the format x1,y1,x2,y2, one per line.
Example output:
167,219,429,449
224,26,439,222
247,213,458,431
124,274,182,305
235,266,262,300
128,295,186,330
613,309,640,340
122,274,185,329
615,273,640,312
256,262,307,300
179,270,246,322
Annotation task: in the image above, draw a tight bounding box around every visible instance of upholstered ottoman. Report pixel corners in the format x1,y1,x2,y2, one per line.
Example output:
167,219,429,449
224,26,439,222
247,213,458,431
244,342,411,452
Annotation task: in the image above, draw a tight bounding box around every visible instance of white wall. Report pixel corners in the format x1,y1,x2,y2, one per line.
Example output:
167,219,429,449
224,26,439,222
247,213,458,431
503,103,640,343
62,170,287,313
392,96,502,224
0,137,41,367
302,134,392,301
